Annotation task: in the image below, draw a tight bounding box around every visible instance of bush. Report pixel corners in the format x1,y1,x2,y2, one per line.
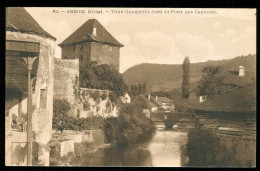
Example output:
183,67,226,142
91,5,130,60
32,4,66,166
53,99,104,131
103,103,156,145
53,99,71,132
90,91,100,102
184,129,254,167
101,93,108,100
83,100,91,111
109,92,117,103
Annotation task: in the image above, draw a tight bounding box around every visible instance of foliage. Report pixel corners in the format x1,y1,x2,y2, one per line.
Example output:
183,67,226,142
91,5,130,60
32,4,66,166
182,57,190,98
101,93,108,100
90,91,100,102
53,99,71,132
80,61,128,97
138,83,142,94
63,116,104,131
128,82,147,99
142,82,147,94
103,103,156,145
53,98,104,131
109,92,117,103
184,129,254,167
83,100,91,111
197,66,224,98
124,54,256,92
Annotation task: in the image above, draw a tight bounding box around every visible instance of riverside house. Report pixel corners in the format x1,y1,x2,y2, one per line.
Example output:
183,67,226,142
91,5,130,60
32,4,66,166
5,7,56,166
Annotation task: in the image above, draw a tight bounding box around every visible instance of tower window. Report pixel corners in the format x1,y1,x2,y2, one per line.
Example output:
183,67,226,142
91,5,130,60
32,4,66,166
80,55,83,60
73,46,75,51
81,45,83,51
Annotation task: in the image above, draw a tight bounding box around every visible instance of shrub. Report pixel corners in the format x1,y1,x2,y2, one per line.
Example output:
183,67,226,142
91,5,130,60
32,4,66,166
184,129,254,167
53,98,104,131
53,99,71,132
90,91,100,102
83,100,91,111
109,92,117,103
103,103,156,145
101,93,108,100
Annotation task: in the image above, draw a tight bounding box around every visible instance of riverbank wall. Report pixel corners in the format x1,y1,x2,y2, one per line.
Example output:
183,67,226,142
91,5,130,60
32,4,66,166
49,129,106,165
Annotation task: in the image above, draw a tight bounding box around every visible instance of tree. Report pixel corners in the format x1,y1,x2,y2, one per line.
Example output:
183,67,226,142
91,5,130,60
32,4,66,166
138,83,142,94
182,57,190,99
130,85,135,94
143,82,147,94
134,85,138,95
80,61,128,97
197,66,224,98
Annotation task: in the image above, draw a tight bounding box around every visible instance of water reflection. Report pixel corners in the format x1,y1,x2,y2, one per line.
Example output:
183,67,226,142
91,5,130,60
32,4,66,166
71,144,153,166
71,125,188,166
71,127,255,167
148,127,188,166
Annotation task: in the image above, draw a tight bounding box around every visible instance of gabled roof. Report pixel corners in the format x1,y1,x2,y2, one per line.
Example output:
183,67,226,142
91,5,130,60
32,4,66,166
191,82,256,113
6,7,56,40
58,19,123,47
132,94,158,108
156,97,173,103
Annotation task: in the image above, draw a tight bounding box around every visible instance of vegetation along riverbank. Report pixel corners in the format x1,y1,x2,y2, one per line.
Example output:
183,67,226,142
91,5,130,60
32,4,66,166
50,100,156,166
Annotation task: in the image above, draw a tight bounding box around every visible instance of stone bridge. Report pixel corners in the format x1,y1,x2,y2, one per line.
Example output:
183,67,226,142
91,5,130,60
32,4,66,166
150,112,195,128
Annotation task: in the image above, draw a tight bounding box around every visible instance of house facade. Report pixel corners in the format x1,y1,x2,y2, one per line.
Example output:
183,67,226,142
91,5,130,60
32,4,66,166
5,7,56,166
132,94,159,113
151,96,175,112
132,94,175,114
58,19,123,71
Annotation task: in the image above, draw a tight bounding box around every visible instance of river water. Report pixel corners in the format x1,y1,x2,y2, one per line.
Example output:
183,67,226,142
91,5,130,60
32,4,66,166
71,125,188,166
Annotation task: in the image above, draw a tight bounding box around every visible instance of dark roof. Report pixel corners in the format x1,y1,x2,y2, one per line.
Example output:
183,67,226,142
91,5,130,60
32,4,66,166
155,97,173,103
191,82,256,113
58,19,123,47
132,94,158,108
6,7,56,40
218,70,256,87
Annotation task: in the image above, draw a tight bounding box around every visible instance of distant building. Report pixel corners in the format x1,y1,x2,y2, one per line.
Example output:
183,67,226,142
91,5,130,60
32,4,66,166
151,96,175,112
220,66,255,92
58,19,123,71
188,65,256,103
132,94,175,113
132,94,159,113
191,82,256,114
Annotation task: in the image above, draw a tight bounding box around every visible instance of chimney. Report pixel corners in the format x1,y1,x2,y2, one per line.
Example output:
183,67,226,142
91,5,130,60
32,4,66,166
199,96,206,103
92,22,97,37
239,65,245,77
156,96,158,100
148,94,151,100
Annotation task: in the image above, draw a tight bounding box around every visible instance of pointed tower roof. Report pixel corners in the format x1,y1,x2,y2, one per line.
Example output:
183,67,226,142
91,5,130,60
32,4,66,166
58,19,123,47
6,7,56,40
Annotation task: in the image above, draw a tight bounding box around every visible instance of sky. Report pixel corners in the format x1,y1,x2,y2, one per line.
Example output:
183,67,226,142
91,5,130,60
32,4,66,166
25,8,256,73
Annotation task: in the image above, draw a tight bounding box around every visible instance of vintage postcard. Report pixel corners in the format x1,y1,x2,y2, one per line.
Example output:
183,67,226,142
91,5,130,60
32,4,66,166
5,7,256,167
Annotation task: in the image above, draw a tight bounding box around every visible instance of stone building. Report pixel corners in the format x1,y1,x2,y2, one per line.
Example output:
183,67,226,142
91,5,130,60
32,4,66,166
58,19,123,71
5,7,56,166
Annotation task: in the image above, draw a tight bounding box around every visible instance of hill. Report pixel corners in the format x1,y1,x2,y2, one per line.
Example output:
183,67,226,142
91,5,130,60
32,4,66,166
123,54,256,92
